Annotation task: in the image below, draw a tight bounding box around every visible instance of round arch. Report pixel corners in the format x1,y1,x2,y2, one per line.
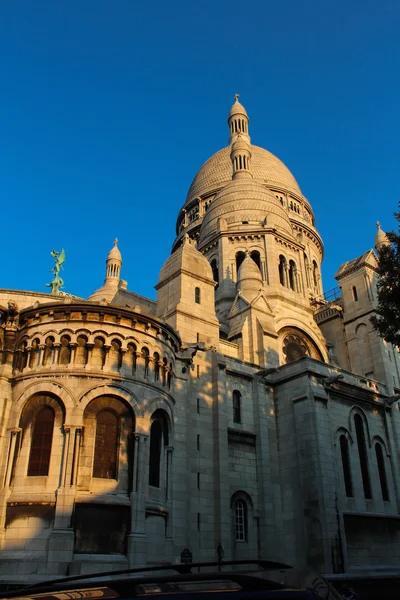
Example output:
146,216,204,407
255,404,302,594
78,383,144,416
277,325,325,363
11,380,76,427
143,398,174,433
348,406,372,447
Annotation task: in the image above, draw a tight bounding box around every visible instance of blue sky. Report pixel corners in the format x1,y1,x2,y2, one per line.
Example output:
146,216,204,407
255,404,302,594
1,0,399,300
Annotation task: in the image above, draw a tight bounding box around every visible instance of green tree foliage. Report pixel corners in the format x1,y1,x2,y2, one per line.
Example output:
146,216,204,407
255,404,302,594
371,209,400,345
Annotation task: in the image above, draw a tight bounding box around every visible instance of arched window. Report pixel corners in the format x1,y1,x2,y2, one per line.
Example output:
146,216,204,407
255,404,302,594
339,435,353,497
126,343,137,373
234,499,247,542
162,357,168,386
236,251,246,277
312,260,319,289
76,335,88,366
210,259,219,284
279,255,287,287
288,260,296,291
153,352,160,382
354,414,372,499
43,336,55,366
16,340,28,371
28,407,55,476
141,347,150,377
352,286,358,302
375,442,389,501
93,410,119,479
29,338,40,368
195,287,201,304
59,335,71,365
304,253,310,288
233,390,241,424
93,337,105,369
109,339,122,371
149,413,169,488
168,362,173,389
250,250,261,273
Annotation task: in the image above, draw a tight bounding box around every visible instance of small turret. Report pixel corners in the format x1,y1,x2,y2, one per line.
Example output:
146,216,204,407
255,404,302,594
88,239,123,303
228,94,250,146
105,238,122,283
374,222,390,253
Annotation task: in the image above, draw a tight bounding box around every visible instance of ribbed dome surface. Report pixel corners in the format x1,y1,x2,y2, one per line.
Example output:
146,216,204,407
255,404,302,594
186,145,301,203
199,179,293,245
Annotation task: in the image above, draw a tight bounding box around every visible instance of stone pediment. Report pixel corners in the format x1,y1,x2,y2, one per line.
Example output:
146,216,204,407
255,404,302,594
228,291,275,318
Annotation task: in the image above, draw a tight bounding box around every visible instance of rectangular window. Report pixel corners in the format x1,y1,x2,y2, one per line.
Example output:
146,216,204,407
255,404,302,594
195,287,201,304
197,473,200,490
197,434,200,451
197,365,200,379
197,513,201,531
197,398,200,414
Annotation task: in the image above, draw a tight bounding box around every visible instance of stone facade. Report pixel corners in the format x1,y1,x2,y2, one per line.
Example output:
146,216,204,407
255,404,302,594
0,97,400,582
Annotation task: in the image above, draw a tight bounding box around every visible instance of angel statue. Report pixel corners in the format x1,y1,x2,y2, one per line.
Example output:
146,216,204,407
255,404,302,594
46,249,66,295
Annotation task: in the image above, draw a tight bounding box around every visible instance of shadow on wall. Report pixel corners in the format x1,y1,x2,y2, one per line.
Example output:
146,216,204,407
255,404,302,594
0,388,173,580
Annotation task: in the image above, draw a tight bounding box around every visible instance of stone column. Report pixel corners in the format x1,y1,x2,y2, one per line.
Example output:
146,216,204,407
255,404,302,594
211,353,231,560
59,426,71,488
127,433,149,567
165,446,174,561
53,344,61,367
68,343,77,368
0,429,21,547
85,343,94,369
102,345,111,370
119,349,127,374
25,347,32,369
4,429,20,488
38,344,45,367
49,425,83,575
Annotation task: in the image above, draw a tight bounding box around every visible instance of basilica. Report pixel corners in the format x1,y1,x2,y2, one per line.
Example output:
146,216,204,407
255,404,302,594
1,97,400,583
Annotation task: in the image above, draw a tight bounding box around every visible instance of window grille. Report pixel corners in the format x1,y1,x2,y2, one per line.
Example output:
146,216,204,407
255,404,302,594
233,390,241,424
93,410,119,479
235,499,247,541
28,407,55,476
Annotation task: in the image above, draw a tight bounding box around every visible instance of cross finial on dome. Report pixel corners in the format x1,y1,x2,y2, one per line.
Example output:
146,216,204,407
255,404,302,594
234,93,240,102
376,221,381,230
114,238,119,246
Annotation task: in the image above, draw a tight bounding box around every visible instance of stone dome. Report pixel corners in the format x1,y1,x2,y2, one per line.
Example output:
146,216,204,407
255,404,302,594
186,145,302,203
229,99,248,118
237,253,263,301
108,239,122,262
198,179,293,245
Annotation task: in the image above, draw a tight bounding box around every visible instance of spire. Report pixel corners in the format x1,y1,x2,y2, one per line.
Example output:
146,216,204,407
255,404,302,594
374,221,390,252
105,238,122,283
228,94,250,146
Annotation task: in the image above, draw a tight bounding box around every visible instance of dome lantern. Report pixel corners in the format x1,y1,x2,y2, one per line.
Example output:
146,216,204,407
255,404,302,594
106,238,122,282
230,132,253,180
228,94,250,146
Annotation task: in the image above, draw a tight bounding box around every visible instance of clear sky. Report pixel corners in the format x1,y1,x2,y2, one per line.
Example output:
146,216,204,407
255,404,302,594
1,0,399,300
